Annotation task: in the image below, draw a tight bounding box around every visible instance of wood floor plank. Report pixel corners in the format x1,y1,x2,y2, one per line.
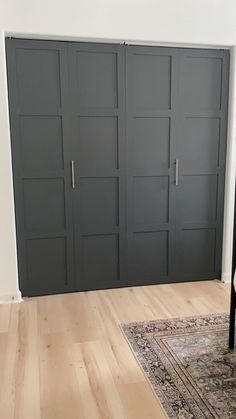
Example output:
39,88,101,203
73,340,127,419
0,304,11,333
0,301,40,419
0,280,231,418
117,382,166,419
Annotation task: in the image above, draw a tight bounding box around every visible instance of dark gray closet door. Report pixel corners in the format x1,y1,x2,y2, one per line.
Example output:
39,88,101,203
68,43,126,290
175,49,229,281
6,39,75,296
6,39,229,296
126,46,229,285
126,46,178,284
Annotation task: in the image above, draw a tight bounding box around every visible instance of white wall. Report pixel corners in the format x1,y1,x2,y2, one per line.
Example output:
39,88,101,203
222,46,236,283
0,0,236,300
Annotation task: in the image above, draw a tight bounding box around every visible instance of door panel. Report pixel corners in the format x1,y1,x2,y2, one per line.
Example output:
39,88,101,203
180,229,216,274
126,46,178,284
68,43,126,290
80,234,119,286
130,231,169,280
133,176,169,226
15,48,61,112
6,39,75,296
77,116,118,169
128,117,170,170
23,178,66,232
175,49,229,280
131,53,171,110
26,238,68,294
181,175,218,224
181,56,222,111
19,116,64,172
182,118,220,171
80,177,119,231
74,50,118,108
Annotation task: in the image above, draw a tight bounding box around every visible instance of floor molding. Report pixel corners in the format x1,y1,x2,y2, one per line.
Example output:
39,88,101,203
221,272,231,283
0,290,22,304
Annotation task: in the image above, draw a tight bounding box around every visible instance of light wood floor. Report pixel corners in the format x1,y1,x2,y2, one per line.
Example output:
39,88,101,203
0,280,230,419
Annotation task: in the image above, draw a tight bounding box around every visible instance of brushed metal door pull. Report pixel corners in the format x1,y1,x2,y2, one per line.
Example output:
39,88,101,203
175,159,179,186
71,160,75,189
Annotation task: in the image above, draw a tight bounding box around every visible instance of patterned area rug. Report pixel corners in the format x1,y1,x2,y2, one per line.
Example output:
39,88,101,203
121,314,236,419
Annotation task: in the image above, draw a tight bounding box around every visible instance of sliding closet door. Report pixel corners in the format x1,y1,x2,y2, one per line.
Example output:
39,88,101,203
6,39,75,296
175,49,229,280
126,46,178,284
68,43,126,290
126,46,229,284
7,40,229,295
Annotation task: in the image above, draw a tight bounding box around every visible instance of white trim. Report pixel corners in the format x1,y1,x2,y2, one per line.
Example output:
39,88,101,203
221,272,232,283
0,290,22,304
222,46,236,284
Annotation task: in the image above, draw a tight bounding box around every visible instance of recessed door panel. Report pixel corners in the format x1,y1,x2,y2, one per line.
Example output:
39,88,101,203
181,175,218,224
20,116,64,172
23,178,66,232
26,238,67,295
131,53,171,110
75,51,118,108
130,231,169,281
78,117,118,170
16,48,61,112
80,177,119,231
128,117,170,170
182,118,220,172
80,234,119,287
182,56,222,111
180,229,216,274
133,176,169,227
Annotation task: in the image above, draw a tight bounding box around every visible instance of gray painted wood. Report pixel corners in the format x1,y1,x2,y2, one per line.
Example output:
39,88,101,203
6,39,75,296
6,39,229,295
175,48,229,281
126,46,178,284
67,43,126,290
126,46,229,284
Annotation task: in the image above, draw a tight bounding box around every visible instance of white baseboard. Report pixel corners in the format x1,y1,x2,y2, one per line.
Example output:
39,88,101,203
221,272,232,283
0,290,22,304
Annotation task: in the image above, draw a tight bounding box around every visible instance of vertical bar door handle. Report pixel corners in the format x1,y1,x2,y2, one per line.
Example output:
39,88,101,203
175,159,179,186
71,160,75,189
